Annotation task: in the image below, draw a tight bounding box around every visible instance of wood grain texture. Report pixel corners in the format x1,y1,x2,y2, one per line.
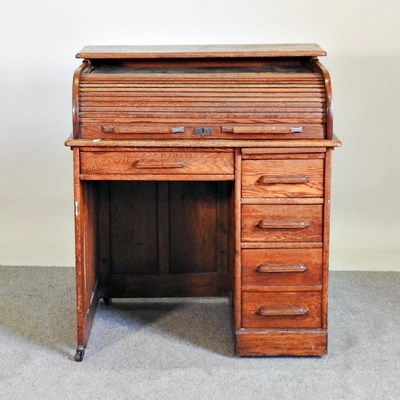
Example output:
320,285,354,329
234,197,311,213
73,150,99,349
313,59,333,139
108,182,159,274
97,181,232,298
80,150,234,176
65,137,342,149
241,204,323,242
169,182,218,274
73,61,90,138
322,149,333,330
79,75,326,140
235,329,327,356
77,44,326,59
242,158,324,198
233,149,242,330
242,248,323,288
242,291,322,329
67,45,339,358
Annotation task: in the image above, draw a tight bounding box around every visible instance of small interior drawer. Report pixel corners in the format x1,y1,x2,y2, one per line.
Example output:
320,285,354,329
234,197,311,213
242,248,323,287
242,291,322,329
241,204,323,242
80,150,234,177
242,158,324,198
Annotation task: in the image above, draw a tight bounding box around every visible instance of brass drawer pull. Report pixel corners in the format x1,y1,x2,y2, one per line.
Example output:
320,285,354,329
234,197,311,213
255,264,308,273
101,126,185,134
257,175,310,185
257,220,310,230
133,160,185,169
256,306,308,317
221,126,303,134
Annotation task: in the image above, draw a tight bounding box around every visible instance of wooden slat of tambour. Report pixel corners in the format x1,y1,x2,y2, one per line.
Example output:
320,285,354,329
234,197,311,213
81,101,325,108
80,79,324,85
81,88,325,94
82,83,324,86
80,90,325,96
80,88,325,94
80,79,325,84
81,83,324,88
80,97,326,103
80,80,324,85
80,83,325,88
80,121,325,127
80,100,325,108
79,86,325,92
80,72,323,81
83,115,325,126
80,119,326,125
80,113,324,120
80,108,325,115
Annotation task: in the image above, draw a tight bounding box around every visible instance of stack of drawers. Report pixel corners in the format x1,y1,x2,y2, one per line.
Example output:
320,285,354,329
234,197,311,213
236,149,328,356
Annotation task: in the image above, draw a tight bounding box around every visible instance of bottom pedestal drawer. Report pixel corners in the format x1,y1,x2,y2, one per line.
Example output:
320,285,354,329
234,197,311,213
235,329,327,356
242,291,322,329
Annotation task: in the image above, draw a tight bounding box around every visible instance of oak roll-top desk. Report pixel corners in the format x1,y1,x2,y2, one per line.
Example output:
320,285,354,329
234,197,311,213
65,44,340,361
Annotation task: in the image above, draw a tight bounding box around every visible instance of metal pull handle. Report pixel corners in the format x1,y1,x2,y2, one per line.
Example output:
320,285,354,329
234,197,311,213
101,126,185,134
255,264,308,273
256,306,308,317
221,126,303,134
257,220,310,230
257,175,310,185
133,160,185,169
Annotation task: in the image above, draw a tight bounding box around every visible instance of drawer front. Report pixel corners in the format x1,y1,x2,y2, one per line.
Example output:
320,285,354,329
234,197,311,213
80,123,325,140
241,204,323,242
242,159,324,198
242,248,322,287
242,292,322,329
80,150,234,176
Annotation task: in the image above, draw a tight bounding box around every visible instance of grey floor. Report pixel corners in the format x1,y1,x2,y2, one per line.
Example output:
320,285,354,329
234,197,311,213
0,266,399,400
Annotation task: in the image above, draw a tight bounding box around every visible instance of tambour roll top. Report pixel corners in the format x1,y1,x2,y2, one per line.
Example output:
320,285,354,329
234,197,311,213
73,44,332,140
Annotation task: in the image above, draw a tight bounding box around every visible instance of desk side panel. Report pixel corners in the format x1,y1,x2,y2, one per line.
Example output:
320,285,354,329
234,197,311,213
74,149,99,349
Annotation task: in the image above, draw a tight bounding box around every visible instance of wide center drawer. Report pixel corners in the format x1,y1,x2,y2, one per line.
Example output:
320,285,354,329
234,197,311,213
80,150,234,177
242,204,323,242
242,158,324,198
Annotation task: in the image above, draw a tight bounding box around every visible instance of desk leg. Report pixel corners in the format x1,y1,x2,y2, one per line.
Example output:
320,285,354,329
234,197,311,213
73,149,99,361
233,149,242,335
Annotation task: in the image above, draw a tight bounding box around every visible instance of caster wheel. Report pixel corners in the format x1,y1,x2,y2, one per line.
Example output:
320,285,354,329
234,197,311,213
75,347,85,362
103,296,112,306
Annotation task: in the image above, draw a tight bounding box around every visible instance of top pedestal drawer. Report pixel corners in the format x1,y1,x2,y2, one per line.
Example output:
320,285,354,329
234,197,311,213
80,150,234,178
242,158,324,198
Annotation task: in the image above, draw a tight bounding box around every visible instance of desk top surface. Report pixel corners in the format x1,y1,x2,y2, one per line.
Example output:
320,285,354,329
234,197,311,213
76,44,326,59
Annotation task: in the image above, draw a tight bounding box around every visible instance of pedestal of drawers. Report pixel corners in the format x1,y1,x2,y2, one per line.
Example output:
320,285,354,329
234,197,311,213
234,148,332,356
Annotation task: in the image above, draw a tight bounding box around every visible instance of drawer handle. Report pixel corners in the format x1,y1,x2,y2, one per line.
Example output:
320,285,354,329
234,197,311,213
101,126,185,134
221,126,303,134
257,220,310,230
255,264,308,273
133,160,185,169
256,306,308,317
257,175,310,185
